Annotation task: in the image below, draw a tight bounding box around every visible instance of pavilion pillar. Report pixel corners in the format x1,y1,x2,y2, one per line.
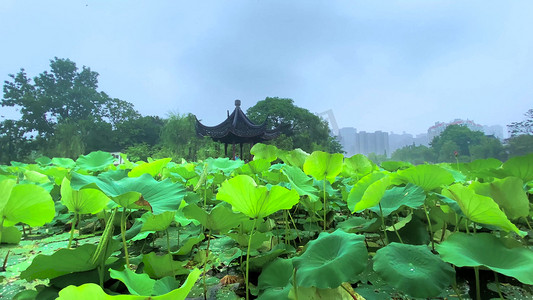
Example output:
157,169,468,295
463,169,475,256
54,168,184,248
232,143,236,160
240,143,243,160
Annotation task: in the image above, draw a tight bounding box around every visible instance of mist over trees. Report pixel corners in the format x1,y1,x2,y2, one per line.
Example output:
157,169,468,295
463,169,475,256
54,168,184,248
0,59,342,164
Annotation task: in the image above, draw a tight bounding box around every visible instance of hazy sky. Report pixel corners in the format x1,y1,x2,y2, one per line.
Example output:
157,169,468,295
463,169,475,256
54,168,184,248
1,1,532,136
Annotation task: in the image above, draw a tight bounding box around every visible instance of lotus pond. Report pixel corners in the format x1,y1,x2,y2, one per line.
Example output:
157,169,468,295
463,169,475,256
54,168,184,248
1,145,533,299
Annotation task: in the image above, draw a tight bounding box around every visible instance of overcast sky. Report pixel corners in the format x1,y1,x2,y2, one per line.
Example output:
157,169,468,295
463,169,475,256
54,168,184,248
1,1,532,137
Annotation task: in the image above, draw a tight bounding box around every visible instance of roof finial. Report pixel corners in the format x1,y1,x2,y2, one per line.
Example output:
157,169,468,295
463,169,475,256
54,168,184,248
235,99,241,107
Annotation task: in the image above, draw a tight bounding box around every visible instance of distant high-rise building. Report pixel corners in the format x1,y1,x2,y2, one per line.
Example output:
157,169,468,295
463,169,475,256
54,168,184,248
338,128,389,157
483,125,504,140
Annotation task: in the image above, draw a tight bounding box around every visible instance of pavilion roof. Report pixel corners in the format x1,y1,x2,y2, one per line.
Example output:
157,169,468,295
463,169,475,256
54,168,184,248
195,100,280,144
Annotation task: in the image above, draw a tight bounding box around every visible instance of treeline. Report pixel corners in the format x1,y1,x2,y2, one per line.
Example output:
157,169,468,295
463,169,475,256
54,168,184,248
389,123,533,165
0,58,341,164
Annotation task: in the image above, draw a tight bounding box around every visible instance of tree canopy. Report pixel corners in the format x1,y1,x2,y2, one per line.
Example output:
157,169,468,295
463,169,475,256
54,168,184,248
246,97,342,153
508,108,533,137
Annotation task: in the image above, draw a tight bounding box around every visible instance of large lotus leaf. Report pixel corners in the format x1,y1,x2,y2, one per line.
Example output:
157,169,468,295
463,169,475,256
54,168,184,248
42,166,69,185
369,183,426,217
238,159,271,175
303,151,343,183
227,231,271,249
380,160,413,172
183,203,247,233
140,211,175,232
437,232,533,284
352,175,390,213
52,157,76,169
205,157,244,174
257,258,293,300
171,233,205,255
373,243,455,298
470,177,529,220
251,143,279,162
109,267,155,296
128,158,172,178
142,252,189,278
20,244,99,281
1,226,22,244
70,173,187,214
61,177,109,215
341,154,376,178
0,179,55,227
56,268,201,300
278,148,308,169
24,170,50,184
152,276,181,296
346,172,385,212
346,172,388,213
76,151,115,172
35,156,52,166
502,153,533,183
281,165,319,202
292,229,368,289
442,184,523,236
216,175,299,219
397,165,455,191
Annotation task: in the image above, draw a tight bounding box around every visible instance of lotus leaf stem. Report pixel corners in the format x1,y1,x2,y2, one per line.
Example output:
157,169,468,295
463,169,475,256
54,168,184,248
287,210,302,243
474,266,481,300
494,272,504,299
2,250,10,271
67,213,78,249
524,217,532,230
451,282,463,300
203,230,211,300
120,207,130,268
284,210,290,245
440,221,447,242
166,228,175,277
245,217,259,300
340,283,358,300
378,203,389,244
323,179,327,231
423,204,435,251
391,220,403,244
292,267,298,300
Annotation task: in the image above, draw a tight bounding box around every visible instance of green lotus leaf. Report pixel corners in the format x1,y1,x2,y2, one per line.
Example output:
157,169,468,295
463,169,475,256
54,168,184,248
380,160,413,172
52,157,77,169
278,148,308,169
183,203,247,233
109,267,155,296
205,157,244,174
386,213,412,231
336,217,380,233
61,178,109,215
70,173,187,214
128,158,171,178
437,232,533,284
341,154,376,178
249,244,294,271
42,166,69,185
303,151,343,184
76,151,115,172
281,165,319,202
0,179,55,227
142,252,189,278
373,243,455,298
347,172,389,213
227,231,271,249
238,159,271,175
251,143,279,162
24,170,50,184
289,286,355,300
140,211,176,232
20,244,99,281
257,258,293,300
152,276,181,296
397,164,455,191
442,184,523,236
1,225,21,244
292,229,368,288
470,177,529,220
502,153,533,183
35,156,52,166
216,175,299,219
56,268,201,300
171,233,205,255
369,183,426,217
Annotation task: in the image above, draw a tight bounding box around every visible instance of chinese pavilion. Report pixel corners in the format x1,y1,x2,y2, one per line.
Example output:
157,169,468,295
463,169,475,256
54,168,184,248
195,100,280,159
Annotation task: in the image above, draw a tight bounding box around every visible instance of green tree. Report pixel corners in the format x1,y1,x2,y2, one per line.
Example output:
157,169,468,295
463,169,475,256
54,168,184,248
0,119,31,163
431,125,505,162
391,144,435,164
246,97,343,153
506,134,533,157
1,58,141,159
508,109,533,137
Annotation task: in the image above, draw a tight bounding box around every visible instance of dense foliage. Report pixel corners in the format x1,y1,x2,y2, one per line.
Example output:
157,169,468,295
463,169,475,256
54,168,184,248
1,146,532,299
